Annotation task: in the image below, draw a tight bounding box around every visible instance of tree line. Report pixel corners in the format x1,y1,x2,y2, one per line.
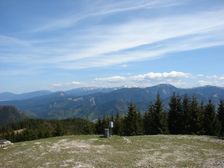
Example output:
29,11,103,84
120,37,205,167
0,118,95,142
96,94,224,137
1,93,224,142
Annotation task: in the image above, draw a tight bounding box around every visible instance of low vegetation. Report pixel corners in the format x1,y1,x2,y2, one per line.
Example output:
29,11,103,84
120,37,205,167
0,135,224,168
0,118,95,142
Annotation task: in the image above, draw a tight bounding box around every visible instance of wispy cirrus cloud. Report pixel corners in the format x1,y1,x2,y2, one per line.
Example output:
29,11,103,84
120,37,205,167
0,35,30,47
32,0,185,32
26,8,224,69
1,1,224,71
1,0,224,92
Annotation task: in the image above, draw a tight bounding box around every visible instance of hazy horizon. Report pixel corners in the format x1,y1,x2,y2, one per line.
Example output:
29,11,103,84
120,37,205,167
1,83,224,95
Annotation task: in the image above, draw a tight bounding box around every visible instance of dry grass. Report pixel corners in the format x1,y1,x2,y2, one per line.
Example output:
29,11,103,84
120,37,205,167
0,135,224,168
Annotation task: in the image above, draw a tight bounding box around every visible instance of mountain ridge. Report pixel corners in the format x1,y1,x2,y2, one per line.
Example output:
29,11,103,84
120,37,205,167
0,84,224,120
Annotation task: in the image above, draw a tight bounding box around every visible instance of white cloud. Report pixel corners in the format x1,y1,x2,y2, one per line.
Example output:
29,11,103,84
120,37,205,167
131,71,190,81
52,81,81,88
94,71,190,87
95,76,126,82
197,75,224,87
51,72,224,89
71,81,81,85
120,64,128,68
52,83,62,87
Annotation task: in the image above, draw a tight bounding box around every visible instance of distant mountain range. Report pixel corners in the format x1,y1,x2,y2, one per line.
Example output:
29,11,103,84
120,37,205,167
0,88,117,101
0,90,52,101
0,84,224,120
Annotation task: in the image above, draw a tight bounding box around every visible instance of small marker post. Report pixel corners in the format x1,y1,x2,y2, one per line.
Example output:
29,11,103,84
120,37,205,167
109,121,114,137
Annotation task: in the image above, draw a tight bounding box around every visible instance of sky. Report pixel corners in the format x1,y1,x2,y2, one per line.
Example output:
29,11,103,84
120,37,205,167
0,0,224,93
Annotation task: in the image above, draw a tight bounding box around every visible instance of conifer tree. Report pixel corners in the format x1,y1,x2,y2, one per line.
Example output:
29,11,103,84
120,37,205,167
189,96,200,134
217,100,224,137
168,93,178,134
177,96,184,133
182,95,191,134
95,118,103,134
168,93,184,134
143,104,154,134
203,100,216,135
124,103,142,136
197,102,205,135
114,113,124,135
54,122,64,136
150,94,168,134
137,111,144,135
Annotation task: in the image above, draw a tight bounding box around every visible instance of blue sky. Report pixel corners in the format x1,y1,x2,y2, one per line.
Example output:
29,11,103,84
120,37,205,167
1,0,224,93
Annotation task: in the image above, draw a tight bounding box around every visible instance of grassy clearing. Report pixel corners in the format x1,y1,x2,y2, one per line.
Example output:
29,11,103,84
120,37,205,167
0,135,224,168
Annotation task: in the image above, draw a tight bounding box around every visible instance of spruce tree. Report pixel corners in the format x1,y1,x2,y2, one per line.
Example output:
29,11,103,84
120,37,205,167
168,93,178,134
124,103,142,136
124,103,134,136
177,96,184,133
189,96,200,134
198,102,205,135
203,100,216,135
182,95,191,134
137,112,144,135
150,94,168,134
95,119,102,134
217,100,224,137
114,113,124,135
143,105,153,134
168,93,184,134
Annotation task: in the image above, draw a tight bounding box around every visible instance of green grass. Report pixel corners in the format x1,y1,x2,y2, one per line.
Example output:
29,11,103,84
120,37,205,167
0,135,224,168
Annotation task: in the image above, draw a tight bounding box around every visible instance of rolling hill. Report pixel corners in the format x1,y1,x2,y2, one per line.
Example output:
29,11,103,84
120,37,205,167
0,84,224,120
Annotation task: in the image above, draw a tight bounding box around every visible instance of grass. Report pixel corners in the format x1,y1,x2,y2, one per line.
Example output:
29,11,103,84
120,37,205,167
0,135,224,168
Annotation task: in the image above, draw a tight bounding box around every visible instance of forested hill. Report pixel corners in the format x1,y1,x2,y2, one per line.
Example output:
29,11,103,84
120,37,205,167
0,84,224,120
0,106,26,125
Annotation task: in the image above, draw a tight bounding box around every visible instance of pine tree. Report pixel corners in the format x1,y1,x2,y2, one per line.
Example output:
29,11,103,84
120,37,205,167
177,96,184,133
124,103,142,136
54,122,64,136
182,95,191,134
149,94,168,134
143,105,154,134
114,113,124,135
203,100,216,135
189,96,200,134
137,112,144,135
217,100,224,137
95,119,102,134
168,93,184,134
168,93,177,134
197,102,205,135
